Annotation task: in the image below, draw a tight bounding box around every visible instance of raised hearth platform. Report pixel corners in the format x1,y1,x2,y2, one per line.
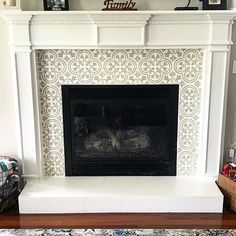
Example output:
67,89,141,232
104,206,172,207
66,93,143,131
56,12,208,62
19,176,223,214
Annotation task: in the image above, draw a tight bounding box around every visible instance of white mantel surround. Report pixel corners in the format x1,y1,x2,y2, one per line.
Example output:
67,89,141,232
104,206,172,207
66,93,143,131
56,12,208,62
1,10,236,213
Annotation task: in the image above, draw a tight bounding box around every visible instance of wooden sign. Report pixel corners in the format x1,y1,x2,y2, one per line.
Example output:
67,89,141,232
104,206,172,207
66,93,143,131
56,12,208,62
102,0,137,11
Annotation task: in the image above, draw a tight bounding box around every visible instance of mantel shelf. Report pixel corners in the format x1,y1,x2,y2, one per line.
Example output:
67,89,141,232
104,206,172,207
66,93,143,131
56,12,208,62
1,9,236,15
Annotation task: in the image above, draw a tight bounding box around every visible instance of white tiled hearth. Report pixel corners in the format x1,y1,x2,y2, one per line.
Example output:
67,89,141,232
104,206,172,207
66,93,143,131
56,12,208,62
2,10,236,213
19,176,223,213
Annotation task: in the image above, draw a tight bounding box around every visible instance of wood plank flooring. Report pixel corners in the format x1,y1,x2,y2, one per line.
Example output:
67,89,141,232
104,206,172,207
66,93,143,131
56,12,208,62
0,209,236,229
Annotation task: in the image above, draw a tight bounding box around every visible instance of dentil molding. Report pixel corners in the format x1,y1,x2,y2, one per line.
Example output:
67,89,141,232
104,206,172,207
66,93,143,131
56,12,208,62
1,10,236,25
2,13,32,25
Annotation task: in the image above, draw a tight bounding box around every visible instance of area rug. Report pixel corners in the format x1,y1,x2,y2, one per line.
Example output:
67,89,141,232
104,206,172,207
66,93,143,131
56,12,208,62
0,229,236,236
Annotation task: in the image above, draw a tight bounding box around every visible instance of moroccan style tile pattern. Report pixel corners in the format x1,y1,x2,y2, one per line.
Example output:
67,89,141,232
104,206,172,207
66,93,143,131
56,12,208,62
0,229,236,236
37,49,203,176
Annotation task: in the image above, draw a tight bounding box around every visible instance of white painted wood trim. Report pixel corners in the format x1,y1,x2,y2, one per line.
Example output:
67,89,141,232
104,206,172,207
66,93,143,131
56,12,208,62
206,51,230,176
1,11,235,48
10,49,24,166
197,48,212,175
14,50,39,178
31,49,44,178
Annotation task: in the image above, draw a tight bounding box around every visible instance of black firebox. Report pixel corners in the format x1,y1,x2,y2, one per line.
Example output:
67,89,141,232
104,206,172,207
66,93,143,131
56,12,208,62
62,85,178,176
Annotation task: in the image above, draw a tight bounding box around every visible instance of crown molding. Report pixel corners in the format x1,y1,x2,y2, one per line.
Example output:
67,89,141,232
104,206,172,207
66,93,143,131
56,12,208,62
31,14,93,25
2,14,32,25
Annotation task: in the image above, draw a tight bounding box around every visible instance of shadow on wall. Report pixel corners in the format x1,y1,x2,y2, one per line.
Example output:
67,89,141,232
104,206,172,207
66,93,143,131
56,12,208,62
225,24,236,159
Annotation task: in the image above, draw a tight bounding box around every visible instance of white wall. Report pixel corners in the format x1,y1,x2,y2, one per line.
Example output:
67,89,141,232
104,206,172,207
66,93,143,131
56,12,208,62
0,16,18,157
0,0,235,164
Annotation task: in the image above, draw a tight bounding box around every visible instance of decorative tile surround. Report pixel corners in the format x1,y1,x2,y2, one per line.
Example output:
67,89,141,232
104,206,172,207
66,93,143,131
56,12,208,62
37,49,203,176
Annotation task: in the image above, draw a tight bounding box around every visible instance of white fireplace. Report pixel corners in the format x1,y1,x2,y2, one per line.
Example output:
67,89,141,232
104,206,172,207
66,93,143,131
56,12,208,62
2,10,235,213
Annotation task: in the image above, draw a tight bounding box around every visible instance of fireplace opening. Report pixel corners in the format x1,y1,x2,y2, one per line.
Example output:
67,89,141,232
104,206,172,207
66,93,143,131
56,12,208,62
62,85,179,176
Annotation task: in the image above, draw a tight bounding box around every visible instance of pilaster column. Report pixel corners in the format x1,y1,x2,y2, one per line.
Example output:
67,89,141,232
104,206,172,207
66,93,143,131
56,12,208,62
204,15,234,176
3,14,41,179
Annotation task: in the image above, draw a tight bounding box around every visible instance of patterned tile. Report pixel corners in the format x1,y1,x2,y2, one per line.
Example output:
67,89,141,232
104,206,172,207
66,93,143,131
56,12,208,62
37,49,203,176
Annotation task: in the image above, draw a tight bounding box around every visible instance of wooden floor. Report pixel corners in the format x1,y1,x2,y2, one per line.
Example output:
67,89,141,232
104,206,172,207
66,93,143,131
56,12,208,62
0,208,236,229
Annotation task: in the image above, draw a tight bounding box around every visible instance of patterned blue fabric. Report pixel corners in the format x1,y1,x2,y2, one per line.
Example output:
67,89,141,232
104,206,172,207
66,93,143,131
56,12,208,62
0,229,235,236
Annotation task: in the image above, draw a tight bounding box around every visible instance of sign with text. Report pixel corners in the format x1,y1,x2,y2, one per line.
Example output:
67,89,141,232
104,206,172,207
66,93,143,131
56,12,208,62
102,0,137,11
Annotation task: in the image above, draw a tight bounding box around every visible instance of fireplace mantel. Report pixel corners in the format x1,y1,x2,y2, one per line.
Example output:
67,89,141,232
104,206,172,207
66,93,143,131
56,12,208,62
1,11,236,48
1,10,235,179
